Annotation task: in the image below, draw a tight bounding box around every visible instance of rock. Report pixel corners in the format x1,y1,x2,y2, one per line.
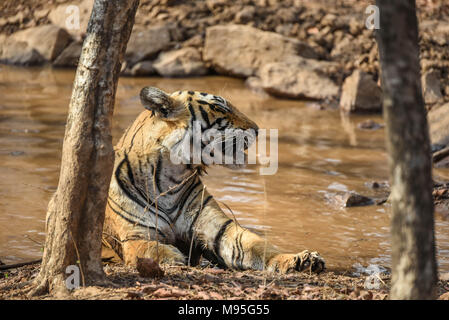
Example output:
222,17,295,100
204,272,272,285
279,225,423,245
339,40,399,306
423,21,449,46
331,35,360,59
0,18,7,28
257,56,339,100
204,24,317,77
428,102,449,147
7,11,26,25
440,272,449,281
321,13,337,28
349,17,363,36
183,35,204,48
168,23,184,42
235,6,256,23
125,26,172,66
3,25,71,63
34,8,50,20
0,34,5,48
275,24,294,37
336,192,375,208
0,40,45,65
206,0,228,11
136,258,164,278
340,70,382,113
422,70,443,104
154,47,208,77
53,41,82,67
48,0,94,40
357,119,384,130
128,60,156,76
245,76,268,96
445,85,449,97
365,181,389,189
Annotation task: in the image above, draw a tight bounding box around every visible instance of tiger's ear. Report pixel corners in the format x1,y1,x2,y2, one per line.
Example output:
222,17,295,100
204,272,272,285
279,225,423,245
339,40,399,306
139,87,184,120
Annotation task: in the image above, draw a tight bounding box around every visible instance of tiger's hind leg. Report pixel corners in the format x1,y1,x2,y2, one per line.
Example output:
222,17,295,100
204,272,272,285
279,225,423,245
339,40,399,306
122,239,186,266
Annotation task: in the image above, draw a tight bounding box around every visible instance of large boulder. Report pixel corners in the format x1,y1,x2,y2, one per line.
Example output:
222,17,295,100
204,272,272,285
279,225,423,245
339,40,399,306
125,26,172,66
122,60,157,76
429,103,449,147
330,35,363,60
256,56,339,100
48,0,94,40
53,41,83,67
422,70,443,105
0,25,71,64
340,70,382,113
154,47,208,77
0,40,44,65
203,24,317,77
421,20,449,46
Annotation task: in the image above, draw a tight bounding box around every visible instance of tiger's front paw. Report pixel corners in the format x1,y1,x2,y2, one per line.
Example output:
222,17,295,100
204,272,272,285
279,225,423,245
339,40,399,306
150,244,186,266
267,250,325,274
123,240,186,266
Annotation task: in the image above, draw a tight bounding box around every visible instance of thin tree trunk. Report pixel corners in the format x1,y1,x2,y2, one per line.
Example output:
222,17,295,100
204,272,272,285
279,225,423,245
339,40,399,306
31,0,139,296
376,0,437,299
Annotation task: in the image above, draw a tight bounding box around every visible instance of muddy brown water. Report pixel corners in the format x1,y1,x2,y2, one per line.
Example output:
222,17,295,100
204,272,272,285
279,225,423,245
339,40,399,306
1,65,448,274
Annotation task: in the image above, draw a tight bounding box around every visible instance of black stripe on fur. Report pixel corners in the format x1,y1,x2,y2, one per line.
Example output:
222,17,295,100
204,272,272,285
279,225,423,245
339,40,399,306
214,219,233,258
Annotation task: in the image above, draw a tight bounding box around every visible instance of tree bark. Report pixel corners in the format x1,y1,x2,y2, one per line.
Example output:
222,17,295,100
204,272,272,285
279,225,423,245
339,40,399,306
376,0,437,299
31,0,139,296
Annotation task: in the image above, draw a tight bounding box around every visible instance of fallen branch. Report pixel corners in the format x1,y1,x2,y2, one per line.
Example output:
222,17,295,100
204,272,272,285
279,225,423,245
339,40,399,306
0,259,42,271
0,254,117,271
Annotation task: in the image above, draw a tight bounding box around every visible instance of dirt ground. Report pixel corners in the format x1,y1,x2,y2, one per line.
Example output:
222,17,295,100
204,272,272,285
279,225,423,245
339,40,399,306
1,261,448,300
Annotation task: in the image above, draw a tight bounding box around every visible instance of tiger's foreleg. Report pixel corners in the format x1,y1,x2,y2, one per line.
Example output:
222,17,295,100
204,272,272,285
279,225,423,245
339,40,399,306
192,201,325,273
105,203,187,266
121,239,186,266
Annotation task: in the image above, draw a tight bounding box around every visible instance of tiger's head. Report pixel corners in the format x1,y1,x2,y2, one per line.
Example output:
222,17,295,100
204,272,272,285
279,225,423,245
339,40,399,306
138,87,259,170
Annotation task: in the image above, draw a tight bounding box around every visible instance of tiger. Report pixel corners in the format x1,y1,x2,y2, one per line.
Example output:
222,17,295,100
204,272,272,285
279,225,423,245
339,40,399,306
103,86,325,274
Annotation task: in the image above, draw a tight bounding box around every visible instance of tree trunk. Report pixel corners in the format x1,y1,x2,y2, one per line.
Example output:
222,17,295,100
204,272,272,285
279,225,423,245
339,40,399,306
31,0,139,296
376,0,437,299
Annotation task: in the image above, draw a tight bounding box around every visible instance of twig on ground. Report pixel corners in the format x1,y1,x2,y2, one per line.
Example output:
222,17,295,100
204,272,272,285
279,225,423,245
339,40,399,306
0,259,42,271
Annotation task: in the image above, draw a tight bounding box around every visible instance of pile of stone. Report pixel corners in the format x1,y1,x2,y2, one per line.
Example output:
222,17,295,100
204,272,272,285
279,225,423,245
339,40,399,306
0,0,447,113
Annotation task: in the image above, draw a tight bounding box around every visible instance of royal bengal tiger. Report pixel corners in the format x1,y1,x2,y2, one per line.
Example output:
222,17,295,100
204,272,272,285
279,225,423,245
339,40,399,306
103,87,325,274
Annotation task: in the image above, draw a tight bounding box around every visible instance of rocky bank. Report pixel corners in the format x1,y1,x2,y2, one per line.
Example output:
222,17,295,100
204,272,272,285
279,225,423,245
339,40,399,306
0,0,448,103
1,0,449,160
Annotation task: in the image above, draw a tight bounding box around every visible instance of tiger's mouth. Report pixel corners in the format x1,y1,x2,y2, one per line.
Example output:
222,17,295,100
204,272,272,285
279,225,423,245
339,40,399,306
169,126,258,168
219,130,257,169
220,132,256,156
